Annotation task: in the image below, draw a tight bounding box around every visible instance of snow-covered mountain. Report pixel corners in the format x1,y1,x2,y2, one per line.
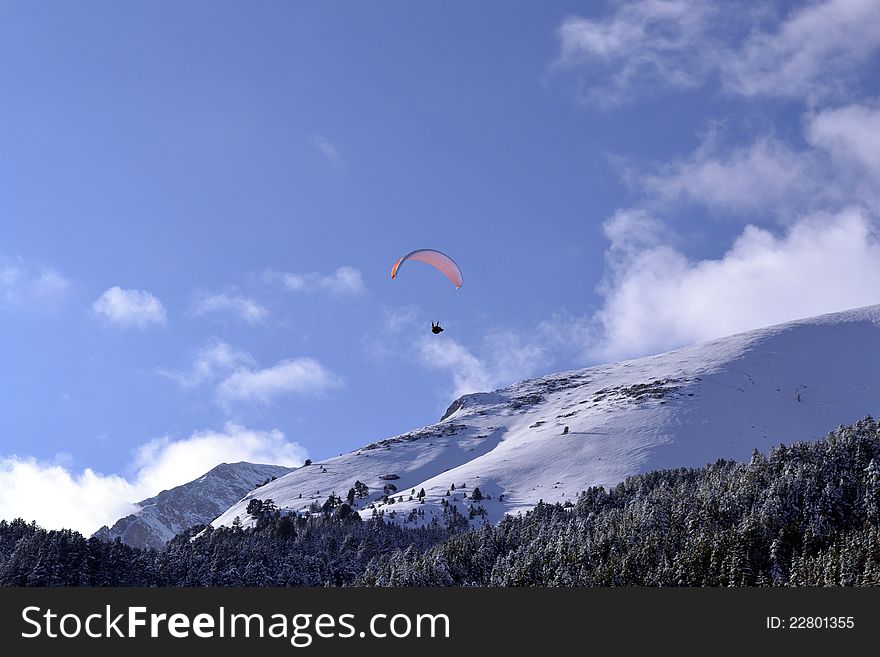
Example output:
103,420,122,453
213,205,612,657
94,462,293,549
212,305,880,530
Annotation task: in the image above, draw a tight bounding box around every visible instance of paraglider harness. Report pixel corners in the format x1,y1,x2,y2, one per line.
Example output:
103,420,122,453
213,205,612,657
431,321,444,334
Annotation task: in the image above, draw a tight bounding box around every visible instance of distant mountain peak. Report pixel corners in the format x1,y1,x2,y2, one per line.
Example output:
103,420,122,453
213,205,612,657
93,462,294,549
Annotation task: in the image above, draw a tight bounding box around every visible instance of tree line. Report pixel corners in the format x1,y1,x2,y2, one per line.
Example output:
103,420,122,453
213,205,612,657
3,417,880,586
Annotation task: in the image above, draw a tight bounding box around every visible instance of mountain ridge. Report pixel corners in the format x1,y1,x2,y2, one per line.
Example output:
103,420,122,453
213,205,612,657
94,461,294,549
212,304,880,531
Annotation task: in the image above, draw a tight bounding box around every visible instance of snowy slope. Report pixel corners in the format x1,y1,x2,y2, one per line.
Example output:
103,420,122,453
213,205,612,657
94,462,293,549
212,305,880,530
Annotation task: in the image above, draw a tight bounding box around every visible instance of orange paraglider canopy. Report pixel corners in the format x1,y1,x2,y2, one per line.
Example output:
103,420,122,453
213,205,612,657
391,249,463,289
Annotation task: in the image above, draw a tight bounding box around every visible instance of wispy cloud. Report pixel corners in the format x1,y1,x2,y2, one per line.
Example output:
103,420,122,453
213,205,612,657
722,0,880,101
621,99,880,221
264,266,365,297
310,133,342,165
191,291,268,324
640,136,823,218
418,338,493,399
161,341,342,409
0,423,307,534
555,0,722,106
382,305,422,334
555,0,880,105
1,259,70,309
361,305,423,362
216,358,342,408
157,339,254,388
363,308,550,400
418,332,548,400
92,286,166,328
806,103,880,179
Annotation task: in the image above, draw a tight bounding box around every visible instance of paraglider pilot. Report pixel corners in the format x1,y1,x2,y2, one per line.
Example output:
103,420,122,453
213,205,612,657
431,321,444,334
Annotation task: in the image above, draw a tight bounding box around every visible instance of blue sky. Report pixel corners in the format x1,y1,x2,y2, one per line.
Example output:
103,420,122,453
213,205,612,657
3,0,880,532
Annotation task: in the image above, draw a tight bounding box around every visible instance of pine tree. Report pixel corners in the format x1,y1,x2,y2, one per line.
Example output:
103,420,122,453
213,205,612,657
354,481,369,498
864,459,880,522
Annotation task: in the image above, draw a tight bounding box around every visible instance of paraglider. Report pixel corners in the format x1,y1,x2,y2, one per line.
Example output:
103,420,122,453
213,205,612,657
390,249,462,289
391,248,462,335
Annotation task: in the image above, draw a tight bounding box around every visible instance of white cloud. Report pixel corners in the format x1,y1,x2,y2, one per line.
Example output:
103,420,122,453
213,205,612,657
191,291,268,324
131,423,307,500
418,332,548,400
555,0,880,105
628,102,880,219
602,207,674,264
264,266,365,297
0,458,137,536
163,342,342,408
364,312,550,400
0,423,307,535
553,3,880,368
157,339,254,388
807,103,880,177
92,286,166,328
723,0,880,100
419,338,494,399
311,133,342,164
641,136,822,217
591,207,880,360
216,358,342,408
1,259,70,309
